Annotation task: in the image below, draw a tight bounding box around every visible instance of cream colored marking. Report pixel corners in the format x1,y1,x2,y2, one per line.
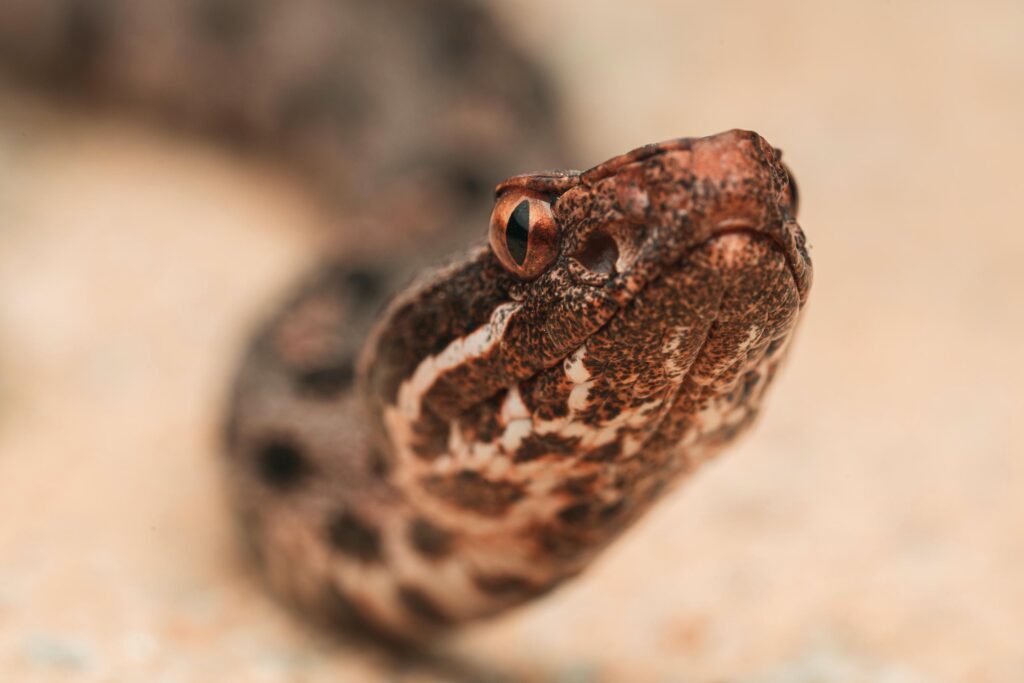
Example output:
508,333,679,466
381,517,496,620
501,418,532,452
431,454,454,472
500,384,530,422
485,454,513,477
531,397,665,452
662,325,701,380
384,302,522,475
563,345,590,383
741,325,761,353
621,434,643,457
395,301,520,420
696,402,724,432
567,381,593,412
329,555,409,634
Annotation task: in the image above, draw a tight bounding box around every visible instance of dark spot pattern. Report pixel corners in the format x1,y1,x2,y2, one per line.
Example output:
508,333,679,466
326,510,382,562
556,499,626,529
557,503,591,525
398,586,451,625
421,470,524,517
535,525,588,560
458,390,505,445
216,129,811,636
473,573,535,596
408,517,453,559
582,439,623,463
738,370,760,402
514,432,580,463
344,267,386,306
409,409,451,461
325,584,374,633
366,446,391,477
520,372,572,421
255,437,311,491
555,473,599,497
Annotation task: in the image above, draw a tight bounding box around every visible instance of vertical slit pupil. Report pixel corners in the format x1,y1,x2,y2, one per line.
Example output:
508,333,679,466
505,200,531,266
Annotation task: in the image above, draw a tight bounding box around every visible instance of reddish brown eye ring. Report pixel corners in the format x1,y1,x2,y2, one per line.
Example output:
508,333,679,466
488,190,559,279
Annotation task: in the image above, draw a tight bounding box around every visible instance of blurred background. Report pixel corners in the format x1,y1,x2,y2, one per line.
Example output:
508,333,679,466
0,1,1022,681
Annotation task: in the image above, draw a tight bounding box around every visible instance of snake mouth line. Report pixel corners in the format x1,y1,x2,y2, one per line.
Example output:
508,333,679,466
522,225,796,392
576,223,804,308
698,225,806,295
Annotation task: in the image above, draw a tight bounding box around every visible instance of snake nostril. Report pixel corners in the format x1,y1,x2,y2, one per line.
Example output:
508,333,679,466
575,230,619,276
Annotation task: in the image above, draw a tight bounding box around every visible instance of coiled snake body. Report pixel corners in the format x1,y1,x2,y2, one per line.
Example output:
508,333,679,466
226,130,811,641
0,0,812,644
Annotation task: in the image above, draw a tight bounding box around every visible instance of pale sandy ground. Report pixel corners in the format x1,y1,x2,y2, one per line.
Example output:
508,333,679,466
1,2,1023,682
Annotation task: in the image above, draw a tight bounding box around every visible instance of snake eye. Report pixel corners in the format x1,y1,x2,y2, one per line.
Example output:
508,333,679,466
488,190,559,279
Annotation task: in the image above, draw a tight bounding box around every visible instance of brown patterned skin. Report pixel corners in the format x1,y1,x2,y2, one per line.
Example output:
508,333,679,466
226,130,812,642
0,0,565,255
0,0,811,646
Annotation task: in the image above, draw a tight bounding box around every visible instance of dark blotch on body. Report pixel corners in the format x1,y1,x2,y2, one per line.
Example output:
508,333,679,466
421,470,524,516
556,499,625,528
555,473,599,497
366,446,391,477
408,517,454,559
473,573,535,596
326,510,382,562
409,410,451,461
557,503,590,526
325,583,375,633
255,437,311,491
582,439,622,463
738,370,760,402
535,525,588,560
344,267,386,307
398,586,452,625
459,390,505,445
514,432,580,463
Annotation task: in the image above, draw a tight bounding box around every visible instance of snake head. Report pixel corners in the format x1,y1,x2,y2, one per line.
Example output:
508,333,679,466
367,128,811,481
492,129,808,297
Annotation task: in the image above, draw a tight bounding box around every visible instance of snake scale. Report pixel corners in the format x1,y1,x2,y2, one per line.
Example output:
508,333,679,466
0,0,812,643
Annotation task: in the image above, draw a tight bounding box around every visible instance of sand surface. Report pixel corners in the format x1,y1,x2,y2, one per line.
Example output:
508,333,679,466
1,1,1022,681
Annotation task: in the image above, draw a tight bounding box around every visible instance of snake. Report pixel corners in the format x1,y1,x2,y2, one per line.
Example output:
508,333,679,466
0,0,812,646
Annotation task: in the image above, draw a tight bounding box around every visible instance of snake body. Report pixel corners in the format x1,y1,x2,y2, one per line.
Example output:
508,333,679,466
227,131,811,641
0,0,812,644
